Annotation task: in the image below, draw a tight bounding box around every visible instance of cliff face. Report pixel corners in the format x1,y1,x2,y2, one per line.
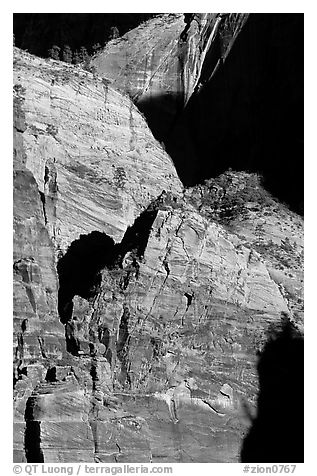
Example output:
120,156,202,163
92,14,248,141
13,49,182,252
93,14,303,214
13,13,303,464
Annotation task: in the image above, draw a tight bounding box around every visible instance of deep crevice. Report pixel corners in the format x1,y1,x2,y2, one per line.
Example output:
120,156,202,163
184,292,194,309
117,306,130,357
24,396,44,463
116,306,132,387
39,191,48,225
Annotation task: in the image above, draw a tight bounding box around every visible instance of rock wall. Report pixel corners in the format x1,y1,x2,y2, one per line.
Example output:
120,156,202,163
14,48,182,253
92,13,303,214
91,14,248,141
13,13,303,464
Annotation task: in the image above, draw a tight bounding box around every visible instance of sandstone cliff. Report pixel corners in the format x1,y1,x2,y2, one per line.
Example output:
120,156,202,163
92,14,248,142
13,13,303,464
91,14,303,214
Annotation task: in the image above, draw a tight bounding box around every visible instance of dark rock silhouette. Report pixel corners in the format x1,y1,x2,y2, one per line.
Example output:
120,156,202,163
241,318,304,462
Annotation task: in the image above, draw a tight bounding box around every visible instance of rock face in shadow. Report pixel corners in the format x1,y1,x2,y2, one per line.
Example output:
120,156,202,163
13,12,303,464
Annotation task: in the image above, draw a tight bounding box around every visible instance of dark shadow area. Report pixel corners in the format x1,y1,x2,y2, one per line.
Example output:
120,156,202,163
57,205,159,324
45,367,57,382
138,14,303,214
116,206,158,262
24,396,44,462
14,14,303,213
241,318,304,463
56,204,159,355
137,92,184,145
57,231,116,324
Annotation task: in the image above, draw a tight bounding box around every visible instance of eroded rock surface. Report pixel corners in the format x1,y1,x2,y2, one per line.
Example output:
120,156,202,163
13,17,303,464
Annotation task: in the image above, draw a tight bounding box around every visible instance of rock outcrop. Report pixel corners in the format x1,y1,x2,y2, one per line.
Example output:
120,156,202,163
13,13,303,464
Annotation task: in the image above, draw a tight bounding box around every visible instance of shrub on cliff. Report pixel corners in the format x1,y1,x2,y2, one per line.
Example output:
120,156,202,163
62,45,72,63
48,45,61,60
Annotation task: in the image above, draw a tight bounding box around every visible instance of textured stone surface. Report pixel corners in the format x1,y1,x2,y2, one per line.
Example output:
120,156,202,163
185,172,304,322
13,17,303,464
91,14,248,140
14,48,182,253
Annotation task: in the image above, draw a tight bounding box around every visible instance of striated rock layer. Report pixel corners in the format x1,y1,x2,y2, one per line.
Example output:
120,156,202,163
13,22,303,464
91,13,248,141
14,47,182,253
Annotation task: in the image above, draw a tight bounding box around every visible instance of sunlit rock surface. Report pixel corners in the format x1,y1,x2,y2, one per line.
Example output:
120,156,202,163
13,13,303,463
91,13,248,140
14,48,182,253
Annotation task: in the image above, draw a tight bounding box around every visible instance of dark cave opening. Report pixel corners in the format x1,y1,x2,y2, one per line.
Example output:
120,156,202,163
241,318,304,463
184,292,194,309
57,204,159,324
39,191,48,225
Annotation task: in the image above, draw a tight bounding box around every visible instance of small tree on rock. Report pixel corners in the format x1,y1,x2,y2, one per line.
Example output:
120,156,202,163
62,45,73,63
48,45,61,61
72,50,81,65
92,43,101,55
109,26,119,40
79,46,89,63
